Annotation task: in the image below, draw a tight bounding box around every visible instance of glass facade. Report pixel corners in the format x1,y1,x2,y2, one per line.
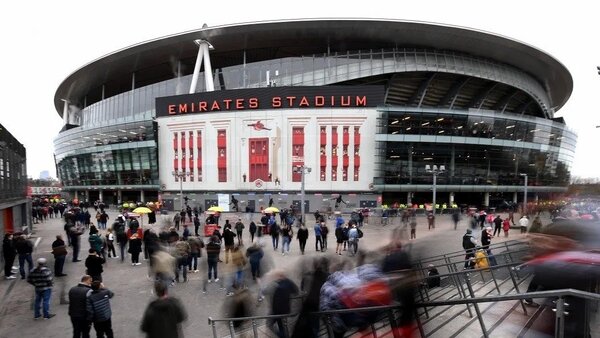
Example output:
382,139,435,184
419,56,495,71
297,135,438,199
54,116,158,189
374,108,576,189
0,124,27,200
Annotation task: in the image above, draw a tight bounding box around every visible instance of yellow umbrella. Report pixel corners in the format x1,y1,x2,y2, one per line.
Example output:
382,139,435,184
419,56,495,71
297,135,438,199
208,206,224,212
132,207,152,214
264,206,280,213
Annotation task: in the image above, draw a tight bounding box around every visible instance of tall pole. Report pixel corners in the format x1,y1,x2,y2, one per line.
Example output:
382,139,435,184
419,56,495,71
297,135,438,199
432,172,437,215
300,166,306,225
523,174,528,216
180,177,184,211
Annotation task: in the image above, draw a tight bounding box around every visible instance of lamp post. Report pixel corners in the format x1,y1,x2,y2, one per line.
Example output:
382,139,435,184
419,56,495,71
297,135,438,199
425,164,446,215
520,173,528,216
172,170,191,211
293,165,312,225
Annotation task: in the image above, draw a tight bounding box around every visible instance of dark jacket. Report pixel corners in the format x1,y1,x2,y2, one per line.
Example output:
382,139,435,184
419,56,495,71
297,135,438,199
68,283,92,319
15,238,33,255
2,237,16,258
51,238,68,257
128,238,143,254
86,289,114,322
297,227,309,241
206,241,221,260
85,254,105,276
141,297,187,338
249,221,257,234
223,229,236,246
271,277,299,315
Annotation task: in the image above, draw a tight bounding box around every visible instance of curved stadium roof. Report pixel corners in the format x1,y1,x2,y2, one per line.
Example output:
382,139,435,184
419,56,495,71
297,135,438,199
54,18,572,118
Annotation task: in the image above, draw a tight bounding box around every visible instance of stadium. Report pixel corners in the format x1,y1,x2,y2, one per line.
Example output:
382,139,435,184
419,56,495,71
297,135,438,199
53,19,576,212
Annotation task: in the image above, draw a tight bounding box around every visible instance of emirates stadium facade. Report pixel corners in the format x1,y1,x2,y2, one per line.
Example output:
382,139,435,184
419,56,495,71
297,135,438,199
53,19,576,211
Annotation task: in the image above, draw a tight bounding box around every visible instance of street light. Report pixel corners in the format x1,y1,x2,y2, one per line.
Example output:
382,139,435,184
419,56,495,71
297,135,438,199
293,165,312,225
520,173,528,216
425,164,446,215
172,170,191,211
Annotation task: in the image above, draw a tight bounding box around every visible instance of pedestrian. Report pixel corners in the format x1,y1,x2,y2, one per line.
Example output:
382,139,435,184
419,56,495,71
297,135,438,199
245,243,264,281
320,221,329,252
234,219,245,245
51,235,68,277
493,215,503,237
86,281,114,338
128,233,143,266
85,248,105,282
3,233,17,280
140,281,187,338
410,215,417,240
481,226,497,266
223,226,237,263
452,210,460,230
68,275,93,338
334,225,344,255
230,245,247,291
267,270,299,338
206,235,221,283
519,215,529,234
105,229,117,259
193,215,201,237
313,221,323,252
27,258,55,320
269,217,280,250
347,224,360,256
182,224,190,240
151,248,176,288
249,220,257,243
187,236,204,273
15,234,34,279
116,225,128,263
427,211,435,230
70,225,84,262
296,224,308,255
88,230,104,257
529,215,543,233
502,217,511,237
462,229,477,269
174,236,190,283
280,224,293,255
173,213,181,231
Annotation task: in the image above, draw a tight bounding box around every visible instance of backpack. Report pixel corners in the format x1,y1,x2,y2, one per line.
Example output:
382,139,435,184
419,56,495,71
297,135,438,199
357,229,364,238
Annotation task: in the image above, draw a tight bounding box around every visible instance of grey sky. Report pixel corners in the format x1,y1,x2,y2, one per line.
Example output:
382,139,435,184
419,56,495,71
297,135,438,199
2,1,598,179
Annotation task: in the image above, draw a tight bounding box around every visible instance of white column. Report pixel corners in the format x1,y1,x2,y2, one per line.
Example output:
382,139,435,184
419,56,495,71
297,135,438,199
117,190,122,205
62,99,69,125
202,42,214,91
99,190,104,202
484,192,489,208
449,192,455,205
140,190,145,203
189,41,205,94
513,191,518,203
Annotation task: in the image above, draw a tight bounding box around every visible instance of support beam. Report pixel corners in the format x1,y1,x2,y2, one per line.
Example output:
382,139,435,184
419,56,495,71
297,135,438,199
407,73,436,107
439,76,470,108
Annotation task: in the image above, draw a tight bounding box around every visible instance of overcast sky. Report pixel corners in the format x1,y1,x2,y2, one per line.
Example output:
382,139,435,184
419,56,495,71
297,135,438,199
2,1,598,180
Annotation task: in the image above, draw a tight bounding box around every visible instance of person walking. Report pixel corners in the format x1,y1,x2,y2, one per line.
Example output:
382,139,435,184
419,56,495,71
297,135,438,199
319,221,329,252
85,248,105,282
223,226,237,263
519,215,529,234
268,271,299,338
313,222,323,252
493,215,503,237
3,233,17,280
245,243,264,281
129,233,143,266
86,281,114,338
347,224,360,256
234,219,245,246
193,215,201,237
296,224,308,255
27,258,55,320
105,229,117,259
206,235,221,283
51,235,68,277
140,281,187,338
249,220,257,243
462,229,477,269
502,217,511,237
269,218,280,250
187,236,204,273
280,224,293,255
452,210,460,230
174,237,190,283
69,275,93,338
427,211,435,230
15,234,34,280
173,213,181,231
410,215,417,240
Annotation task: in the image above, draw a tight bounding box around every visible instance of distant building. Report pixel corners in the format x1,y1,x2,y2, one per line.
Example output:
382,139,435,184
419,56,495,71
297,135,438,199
39,170,50,180
0,123,30,237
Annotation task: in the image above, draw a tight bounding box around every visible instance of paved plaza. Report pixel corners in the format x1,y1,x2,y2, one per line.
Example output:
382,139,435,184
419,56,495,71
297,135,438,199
0,208,531,338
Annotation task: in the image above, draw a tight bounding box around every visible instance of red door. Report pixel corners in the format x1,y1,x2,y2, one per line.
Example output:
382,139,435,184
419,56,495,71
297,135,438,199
249,138,270,182
4,207,14,233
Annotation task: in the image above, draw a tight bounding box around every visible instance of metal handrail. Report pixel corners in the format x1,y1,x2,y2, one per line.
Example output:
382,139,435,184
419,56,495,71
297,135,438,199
417,239,527,264
410,248,530,274
208,312,299,323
